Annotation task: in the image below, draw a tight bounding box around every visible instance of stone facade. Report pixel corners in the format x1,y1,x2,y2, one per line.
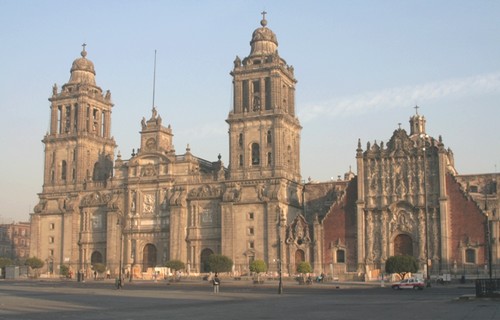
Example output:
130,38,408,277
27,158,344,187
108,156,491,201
0,222,30,261
30,15,498,280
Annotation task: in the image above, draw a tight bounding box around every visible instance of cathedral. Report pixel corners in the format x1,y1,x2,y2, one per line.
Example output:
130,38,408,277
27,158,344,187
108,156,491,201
30,15,498,280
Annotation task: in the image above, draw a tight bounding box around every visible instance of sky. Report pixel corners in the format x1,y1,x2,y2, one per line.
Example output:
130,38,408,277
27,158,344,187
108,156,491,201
1,0,499,223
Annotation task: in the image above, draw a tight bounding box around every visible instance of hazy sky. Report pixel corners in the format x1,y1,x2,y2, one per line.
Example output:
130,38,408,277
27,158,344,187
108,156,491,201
1,1,499,223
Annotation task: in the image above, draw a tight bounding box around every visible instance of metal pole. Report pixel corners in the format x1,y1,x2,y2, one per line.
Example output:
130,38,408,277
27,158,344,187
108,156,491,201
117,217,123,288
277,212,284,294
422,138,431,287
485,192,492,280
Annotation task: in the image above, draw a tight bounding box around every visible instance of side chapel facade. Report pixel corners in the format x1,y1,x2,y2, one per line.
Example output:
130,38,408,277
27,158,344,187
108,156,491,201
30,15,498,280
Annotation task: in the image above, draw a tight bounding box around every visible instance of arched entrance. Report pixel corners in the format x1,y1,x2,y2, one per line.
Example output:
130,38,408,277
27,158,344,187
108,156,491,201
142,244,157,272
91,251,103,265
394,234,413,256
295,249,305,272
200,248,214,272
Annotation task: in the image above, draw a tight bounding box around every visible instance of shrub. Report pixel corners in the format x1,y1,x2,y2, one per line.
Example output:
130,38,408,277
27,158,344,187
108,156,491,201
385,255,419,280
206,254,233,273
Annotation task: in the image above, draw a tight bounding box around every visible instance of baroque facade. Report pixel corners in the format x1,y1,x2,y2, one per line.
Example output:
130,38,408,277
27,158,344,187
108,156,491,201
30,15,498,280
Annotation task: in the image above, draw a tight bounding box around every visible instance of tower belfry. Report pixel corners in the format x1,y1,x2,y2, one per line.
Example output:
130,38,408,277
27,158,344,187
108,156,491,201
43,45,116,189
227,14,302,182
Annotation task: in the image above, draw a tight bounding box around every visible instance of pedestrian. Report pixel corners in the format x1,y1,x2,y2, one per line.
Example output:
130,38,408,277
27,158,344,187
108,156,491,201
115,276,122,289
212,273,220,293
94,270,97,280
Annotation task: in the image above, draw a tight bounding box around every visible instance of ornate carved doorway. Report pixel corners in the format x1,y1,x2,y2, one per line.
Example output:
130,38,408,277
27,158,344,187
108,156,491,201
394,234,413,256
142,244,157,271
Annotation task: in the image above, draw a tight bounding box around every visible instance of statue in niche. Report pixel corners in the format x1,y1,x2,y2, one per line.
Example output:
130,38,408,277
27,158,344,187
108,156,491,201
253,95,261,111
130,191,136,212
143,194,154,214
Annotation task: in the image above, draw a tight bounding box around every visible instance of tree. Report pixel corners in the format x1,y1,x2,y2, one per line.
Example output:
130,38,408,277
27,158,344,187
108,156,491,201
25,257,44,278
296,261,312,275
206,254,233,273
165,260,186,281
60,264,70,278
249,260,267,284
385,255,419,280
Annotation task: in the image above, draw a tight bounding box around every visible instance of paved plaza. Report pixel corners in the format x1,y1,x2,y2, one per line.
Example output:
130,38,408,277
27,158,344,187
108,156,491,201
0,279,498,320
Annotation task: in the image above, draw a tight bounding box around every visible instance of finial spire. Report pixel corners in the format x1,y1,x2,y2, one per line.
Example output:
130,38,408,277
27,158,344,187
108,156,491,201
260,10,268,27
152,50,157,110
81,43,87,58
414,105,420,115
398,123,402,129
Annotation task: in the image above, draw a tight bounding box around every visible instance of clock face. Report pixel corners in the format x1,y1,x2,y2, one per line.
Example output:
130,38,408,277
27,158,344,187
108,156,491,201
146,138,156,149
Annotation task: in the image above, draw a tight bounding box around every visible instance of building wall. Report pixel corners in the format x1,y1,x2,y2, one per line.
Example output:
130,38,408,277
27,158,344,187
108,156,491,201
0,222,30,261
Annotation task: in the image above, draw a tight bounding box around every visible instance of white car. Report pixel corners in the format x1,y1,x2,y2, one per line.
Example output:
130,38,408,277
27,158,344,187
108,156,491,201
391,278,425,290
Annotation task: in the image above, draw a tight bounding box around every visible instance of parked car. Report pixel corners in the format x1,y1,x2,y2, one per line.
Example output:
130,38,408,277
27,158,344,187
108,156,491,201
391,278,425,290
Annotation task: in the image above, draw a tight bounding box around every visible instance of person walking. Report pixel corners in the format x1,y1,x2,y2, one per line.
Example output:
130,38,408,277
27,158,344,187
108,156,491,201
212,273,220,293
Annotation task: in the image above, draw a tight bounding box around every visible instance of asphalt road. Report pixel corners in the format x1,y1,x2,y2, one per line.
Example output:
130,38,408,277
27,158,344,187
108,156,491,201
0,279,498,320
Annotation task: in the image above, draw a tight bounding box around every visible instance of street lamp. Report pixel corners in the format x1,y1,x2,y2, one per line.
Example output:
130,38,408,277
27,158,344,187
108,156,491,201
277,211,285,294
421,134,431,287
484,189,493,280
117,216,124,289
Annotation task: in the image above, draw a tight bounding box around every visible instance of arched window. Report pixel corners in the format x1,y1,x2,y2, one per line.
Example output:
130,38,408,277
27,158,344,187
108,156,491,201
238,133,243,147
267,130,272,144
465,249,476,263
267,152,272,166
61,161,67,181
239,154,243,167
251,143,260,165
336,249,345,263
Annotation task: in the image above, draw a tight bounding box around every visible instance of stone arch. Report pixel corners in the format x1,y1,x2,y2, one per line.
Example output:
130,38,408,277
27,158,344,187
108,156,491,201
142,243,157,272
393,234,413,257
91,251,103,265
200,248,214,273
295,249,305,272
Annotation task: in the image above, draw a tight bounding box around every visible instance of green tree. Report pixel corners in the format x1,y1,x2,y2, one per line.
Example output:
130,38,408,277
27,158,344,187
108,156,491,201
206,254,233,273
60,264,70,278
296,261,312,275
249,260,267,284
165,260,186,281
385,255,419,280
0,257,14,278
24,257,44,278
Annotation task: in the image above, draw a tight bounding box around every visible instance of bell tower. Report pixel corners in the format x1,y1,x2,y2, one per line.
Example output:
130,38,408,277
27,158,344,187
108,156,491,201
42,44,116,190
227,13,302,182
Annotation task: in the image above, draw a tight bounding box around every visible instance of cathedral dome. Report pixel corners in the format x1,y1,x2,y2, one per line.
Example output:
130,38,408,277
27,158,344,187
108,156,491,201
249,15,278,56
68,45,96,85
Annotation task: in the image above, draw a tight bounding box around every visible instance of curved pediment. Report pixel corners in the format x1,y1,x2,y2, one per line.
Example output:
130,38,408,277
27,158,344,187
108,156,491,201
80,191,112,207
